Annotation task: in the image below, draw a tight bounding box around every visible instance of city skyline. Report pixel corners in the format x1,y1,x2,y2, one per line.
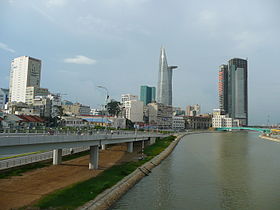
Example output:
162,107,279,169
0,0,280,125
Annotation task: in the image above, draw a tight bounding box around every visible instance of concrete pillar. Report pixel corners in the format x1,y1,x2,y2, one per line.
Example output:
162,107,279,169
53,149,62,165
127,142,133,153
89,146,99,169
101,144,106,150
149,137,156,145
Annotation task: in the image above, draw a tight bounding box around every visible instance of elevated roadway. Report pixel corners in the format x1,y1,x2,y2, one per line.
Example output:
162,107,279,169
0,132,164,169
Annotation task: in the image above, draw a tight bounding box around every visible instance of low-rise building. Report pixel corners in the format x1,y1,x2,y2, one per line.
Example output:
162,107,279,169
172,116,185,130
1,114,22,129
212,109,239,128
7,102,29,114
17,115,46,129
15,108,40,116
60,116,86,127
62,103,91,116
184,115,212,129
80,116,112,127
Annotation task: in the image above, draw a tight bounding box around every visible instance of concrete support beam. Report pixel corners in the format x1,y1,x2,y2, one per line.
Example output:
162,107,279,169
149,137,156,145
127,142,133,153
53,149,62,165
89,146,99,169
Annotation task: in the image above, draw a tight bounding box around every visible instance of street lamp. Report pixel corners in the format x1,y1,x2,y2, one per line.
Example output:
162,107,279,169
96,86,109,105
97,86,110,130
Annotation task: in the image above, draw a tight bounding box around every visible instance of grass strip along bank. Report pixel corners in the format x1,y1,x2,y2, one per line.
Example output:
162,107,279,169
33,135,176,210
0,150,90,179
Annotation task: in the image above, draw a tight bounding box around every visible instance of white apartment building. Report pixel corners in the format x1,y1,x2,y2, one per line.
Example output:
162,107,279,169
172,116,185,130
9,56,41,103
121,94,138,104
26,87,49,105
212,109,240,128
124,100,144,123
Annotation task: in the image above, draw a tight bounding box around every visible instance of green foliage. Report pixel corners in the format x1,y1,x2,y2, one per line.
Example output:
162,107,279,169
106,100,121,116
144,136,176,157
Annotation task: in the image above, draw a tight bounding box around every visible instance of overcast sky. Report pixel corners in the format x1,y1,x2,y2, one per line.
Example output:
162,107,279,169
0,0,279,125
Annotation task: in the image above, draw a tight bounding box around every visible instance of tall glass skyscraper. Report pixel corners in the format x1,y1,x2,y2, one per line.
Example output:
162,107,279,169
157,47,177,106
219,58,248,126
219,64,228,113
228,58,248,126
140,86,156,105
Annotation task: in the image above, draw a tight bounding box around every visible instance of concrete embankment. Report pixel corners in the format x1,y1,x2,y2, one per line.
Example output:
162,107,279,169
78,134,186,210
259,135,280,143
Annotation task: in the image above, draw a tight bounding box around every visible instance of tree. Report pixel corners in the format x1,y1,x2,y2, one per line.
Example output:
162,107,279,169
106,100,121,116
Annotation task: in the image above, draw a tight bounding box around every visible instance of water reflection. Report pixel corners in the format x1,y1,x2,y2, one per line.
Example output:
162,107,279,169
217,132,251,209
112,132,280,210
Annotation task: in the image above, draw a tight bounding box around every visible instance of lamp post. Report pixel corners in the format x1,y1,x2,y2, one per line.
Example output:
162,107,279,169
97,85,110,132
97,86,109,105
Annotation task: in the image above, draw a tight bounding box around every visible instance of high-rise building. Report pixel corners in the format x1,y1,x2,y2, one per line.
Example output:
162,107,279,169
0,88,9,109
140,85,156,105
147,102,173,129
186,104,200,116
219,65,228,113
228,58,248,125
9,56,41,103
157,47,177,106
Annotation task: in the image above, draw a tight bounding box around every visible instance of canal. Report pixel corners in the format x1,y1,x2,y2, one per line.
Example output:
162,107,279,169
112,132,280,210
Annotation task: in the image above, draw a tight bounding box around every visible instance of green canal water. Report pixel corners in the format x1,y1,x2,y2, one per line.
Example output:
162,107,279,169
112,132,280,210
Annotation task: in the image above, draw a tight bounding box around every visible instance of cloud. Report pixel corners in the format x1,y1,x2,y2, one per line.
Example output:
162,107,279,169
0,42,15,53
31,5,56,22
232,30,264,50
63,55,97,65
46,0,67,7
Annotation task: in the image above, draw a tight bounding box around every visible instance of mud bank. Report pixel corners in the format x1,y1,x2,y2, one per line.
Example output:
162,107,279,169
260,135,280,143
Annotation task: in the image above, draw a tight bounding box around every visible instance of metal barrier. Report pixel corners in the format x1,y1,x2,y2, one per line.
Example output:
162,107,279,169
0,146,89,170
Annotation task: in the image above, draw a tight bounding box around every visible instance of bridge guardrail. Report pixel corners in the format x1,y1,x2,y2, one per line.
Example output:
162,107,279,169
0,146,89,171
